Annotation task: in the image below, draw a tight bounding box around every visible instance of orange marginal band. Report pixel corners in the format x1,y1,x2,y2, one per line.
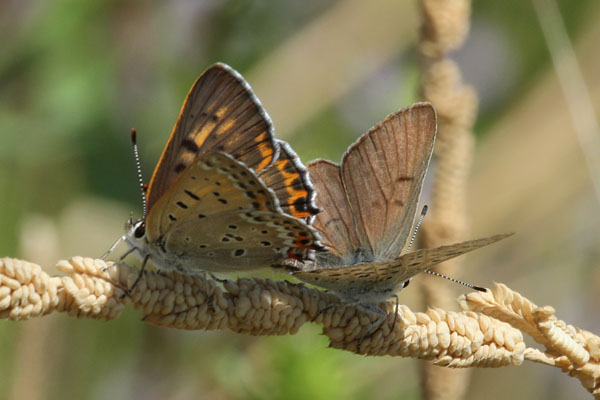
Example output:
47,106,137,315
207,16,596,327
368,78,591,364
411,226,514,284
254,132,274,171
277,159,311,219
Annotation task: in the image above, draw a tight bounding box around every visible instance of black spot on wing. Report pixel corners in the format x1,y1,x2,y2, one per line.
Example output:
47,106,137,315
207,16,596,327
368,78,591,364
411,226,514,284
293,197,308,211
184,190,200,200
181,139,199,152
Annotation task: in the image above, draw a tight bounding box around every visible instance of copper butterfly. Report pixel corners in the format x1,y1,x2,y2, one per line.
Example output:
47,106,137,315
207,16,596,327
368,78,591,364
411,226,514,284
290,103,509,339
106,63,323,277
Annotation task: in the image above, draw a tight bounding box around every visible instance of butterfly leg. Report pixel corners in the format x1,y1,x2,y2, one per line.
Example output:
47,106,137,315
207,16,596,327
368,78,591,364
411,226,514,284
125,253,150,297
391,294,399,330
100,236,133,274
103,235,141,271
200,272,222,312
311,302,341,322
208,272,228,283
356,303,388,350
118,246,138,262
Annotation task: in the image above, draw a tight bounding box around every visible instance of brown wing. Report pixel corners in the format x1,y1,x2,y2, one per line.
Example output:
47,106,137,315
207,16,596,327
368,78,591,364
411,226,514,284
293,233,511,302
307,159,360,266
340,103,437,260
147,63,277,211
258,140,320,220
378,233,512,287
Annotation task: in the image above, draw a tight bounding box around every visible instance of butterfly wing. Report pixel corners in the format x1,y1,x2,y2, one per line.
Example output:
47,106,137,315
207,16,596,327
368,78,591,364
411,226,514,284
340,103,437,260
258,139,320,220
145,152,322,271
147,63,277,211
293,233,511,301
374,233,512,288
166,210,320,272
306,159,361,266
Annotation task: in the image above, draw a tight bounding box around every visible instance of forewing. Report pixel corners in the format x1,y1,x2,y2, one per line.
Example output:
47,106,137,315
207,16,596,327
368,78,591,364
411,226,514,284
340,103,437,260
307,159,360,266
258,139,320,220
147,63,277,211
146,152,278,240
382,233,512,285
294,233,511,299
373,233,512,292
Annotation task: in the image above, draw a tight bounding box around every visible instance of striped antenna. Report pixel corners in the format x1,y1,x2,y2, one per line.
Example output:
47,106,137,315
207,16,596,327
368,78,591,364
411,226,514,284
131,129,147,219
405,205,428,253
406,204,487,292
424,269,487,292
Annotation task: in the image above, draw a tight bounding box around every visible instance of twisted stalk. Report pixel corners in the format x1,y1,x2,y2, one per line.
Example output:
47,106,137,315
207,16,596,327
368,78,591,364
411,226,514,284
1,257,599,396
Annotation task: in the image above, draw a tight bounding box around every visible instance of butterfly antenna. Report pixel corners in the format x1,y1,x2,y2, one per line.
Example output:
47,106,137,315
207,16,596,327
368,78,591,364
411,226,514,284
425,269,487,292
131,129,148,219
405,205,428,253
406,205,486,292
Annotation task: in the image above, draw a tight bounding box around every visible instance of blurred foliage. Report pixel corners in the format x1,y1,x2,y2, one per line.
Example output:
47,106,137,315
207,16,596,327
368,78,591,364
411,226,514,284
0,1,598,399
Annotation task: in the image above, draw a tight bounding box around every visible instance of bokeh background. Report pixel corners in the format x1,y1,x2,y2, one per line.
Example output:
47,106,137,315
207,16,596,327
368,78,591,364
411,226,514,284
1,1,600,399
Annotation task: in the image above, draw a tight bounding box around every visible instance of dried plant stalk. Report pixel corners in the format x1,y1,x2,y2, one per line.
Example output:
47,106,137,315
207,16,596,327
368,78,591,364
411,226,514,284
459,283,600,396
1,256,599,397
418,0,478,398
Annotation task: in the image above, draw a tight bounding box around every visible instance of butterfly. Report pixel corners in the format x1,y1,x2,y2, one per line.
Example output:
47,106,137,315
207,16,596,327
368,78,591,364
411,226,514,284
105,63,323,278
290,103,510,340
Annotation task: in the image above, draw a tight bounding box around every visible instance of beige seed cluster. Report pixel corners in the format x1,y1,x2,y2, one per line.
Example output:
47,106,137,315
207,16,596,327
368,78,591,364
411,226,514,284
459,283,600,396
0,258,60,319
319,301,524,368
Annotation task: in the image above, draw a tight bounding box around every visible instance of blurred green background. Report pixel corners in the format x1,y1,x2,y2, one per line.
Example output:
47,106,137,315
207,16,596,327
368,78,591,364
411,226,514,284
1,1,600,399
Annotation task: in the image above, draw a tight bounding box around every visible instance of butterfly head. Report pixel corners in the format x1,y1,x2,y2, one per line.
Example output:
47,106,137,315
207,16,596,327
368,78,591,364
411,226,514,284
125,217,146,241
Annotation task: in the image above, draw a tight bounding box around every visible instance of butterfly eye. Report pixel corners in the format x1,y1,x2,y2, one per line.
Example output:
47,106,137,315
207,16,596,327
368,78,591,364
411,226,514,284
134,223,146,238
